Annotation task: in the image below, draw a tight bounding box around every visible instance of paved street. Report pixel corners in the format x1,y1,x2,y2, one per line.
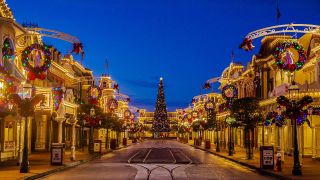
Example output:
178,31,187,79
40,140,273,180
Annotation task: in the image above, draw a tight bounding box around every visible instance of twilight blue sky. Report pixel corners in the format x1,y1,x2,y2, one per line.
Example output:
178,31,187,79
8,0,320,111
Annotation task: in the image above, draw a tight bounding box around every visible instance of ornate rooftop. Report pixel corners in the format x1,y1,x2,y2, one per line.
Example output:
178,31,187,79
0,0,14,20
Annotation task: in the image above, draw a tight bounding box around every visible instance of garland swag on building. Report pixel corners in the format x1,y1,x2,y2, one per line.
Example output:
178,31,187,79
152,77,170,133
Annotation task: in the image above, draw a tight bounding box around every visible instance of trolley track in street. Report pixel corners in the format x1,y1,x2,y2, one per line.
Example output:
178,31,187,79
128,147,193,180
128,147,193,164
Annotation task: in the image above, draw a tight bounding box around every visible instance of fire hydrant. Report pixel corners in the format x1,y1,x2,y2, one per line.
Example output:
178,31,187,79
276,150,282,172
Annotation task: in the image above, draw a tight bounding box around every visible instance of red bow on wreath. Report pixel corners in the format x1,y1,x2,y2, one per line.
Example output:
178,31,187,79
239,38,255,51
89,99,99,105
72,43,85,60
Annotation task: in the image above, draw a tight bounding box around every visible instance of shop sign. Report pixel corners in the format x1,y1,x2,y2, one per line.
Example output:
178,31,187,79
94,140,102,153
260,146,274,169
51,143,64,165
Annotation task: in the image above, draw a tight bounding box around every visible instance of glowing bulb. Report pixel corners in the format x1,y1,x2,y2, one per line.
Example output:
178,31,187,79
160,77,163,81
0,81,4,89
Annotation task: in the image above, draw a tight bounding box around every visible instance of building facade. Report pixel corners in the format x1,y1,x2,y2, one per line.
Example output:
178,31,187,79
189,34,320,160
0,1,132,162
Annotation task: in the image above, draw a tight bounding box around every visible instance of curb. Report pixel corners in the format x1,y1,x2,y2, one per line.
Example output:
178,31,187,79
24,145,130,180
24,154,102,180
191,145,290,180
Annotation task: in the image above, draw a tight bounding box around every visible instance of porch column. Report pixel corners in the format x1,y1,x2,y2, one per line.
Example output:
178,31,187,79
69,117,77,161
17,117,24,165
35,114,47,150
55,118,65,143
312,126,316,159
280,127,285,161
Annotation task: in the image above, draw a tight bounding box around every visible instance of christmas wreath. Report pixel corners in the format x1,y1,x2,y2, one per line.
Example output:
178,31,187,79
21,43,52,80
273,41,307,72
52,87,64,111
87,86,102,105
2,38,14,60
222,84,238,101
183,113,193,124
107,98,118,111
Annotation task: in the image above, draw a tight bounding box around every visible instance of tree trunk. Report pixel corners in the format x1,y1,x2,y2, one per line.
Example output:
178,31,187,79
116,132,119,147
245,127,253,160
89,126,94,154
262,125,265,146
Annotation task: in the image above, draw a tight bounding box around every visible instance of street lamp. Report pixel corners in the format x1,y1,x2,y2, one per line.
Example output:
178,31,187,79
8,102,13,111
20,83,33,173
123,109,131,146
288,81,302,176
10,82,45,173
204,100,217,151
226,116,236,156
89,107,95,154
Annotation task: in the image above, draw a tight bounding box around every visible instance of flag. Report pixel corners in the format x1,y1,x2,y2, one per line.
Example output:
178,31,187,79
239,38,255,51
276,2,281,23
206,77,220,83
204,82,211,89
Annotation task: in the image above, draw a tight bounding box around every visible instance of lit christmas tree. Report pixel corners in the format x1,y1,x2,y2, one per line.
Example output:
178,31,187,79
152,77,170,137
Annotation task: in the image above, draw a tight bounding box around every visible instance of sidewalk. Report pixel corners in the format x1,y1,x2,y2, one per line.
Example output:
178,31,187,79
187,140,320,180
0,139,134,180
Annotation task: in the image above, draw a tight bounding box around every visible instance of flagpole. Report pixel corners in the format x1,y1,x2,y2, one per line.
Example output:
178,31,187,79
105,58,108,76
276,0,281,25
232,50,234,64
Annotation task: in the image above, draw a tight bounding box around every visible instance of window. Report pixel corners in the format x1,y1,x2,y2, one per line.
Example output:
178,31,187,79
4,121,14,141
2,38,14,62
4,121,14,150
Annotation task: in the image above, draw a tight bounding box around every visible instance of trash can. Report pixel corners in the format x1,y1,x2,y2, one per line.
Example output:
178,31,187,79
51,143,65,165
205,139,211,149
110,139,117,150
132,138,137,143
194,138,201,146
123,138,127,146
